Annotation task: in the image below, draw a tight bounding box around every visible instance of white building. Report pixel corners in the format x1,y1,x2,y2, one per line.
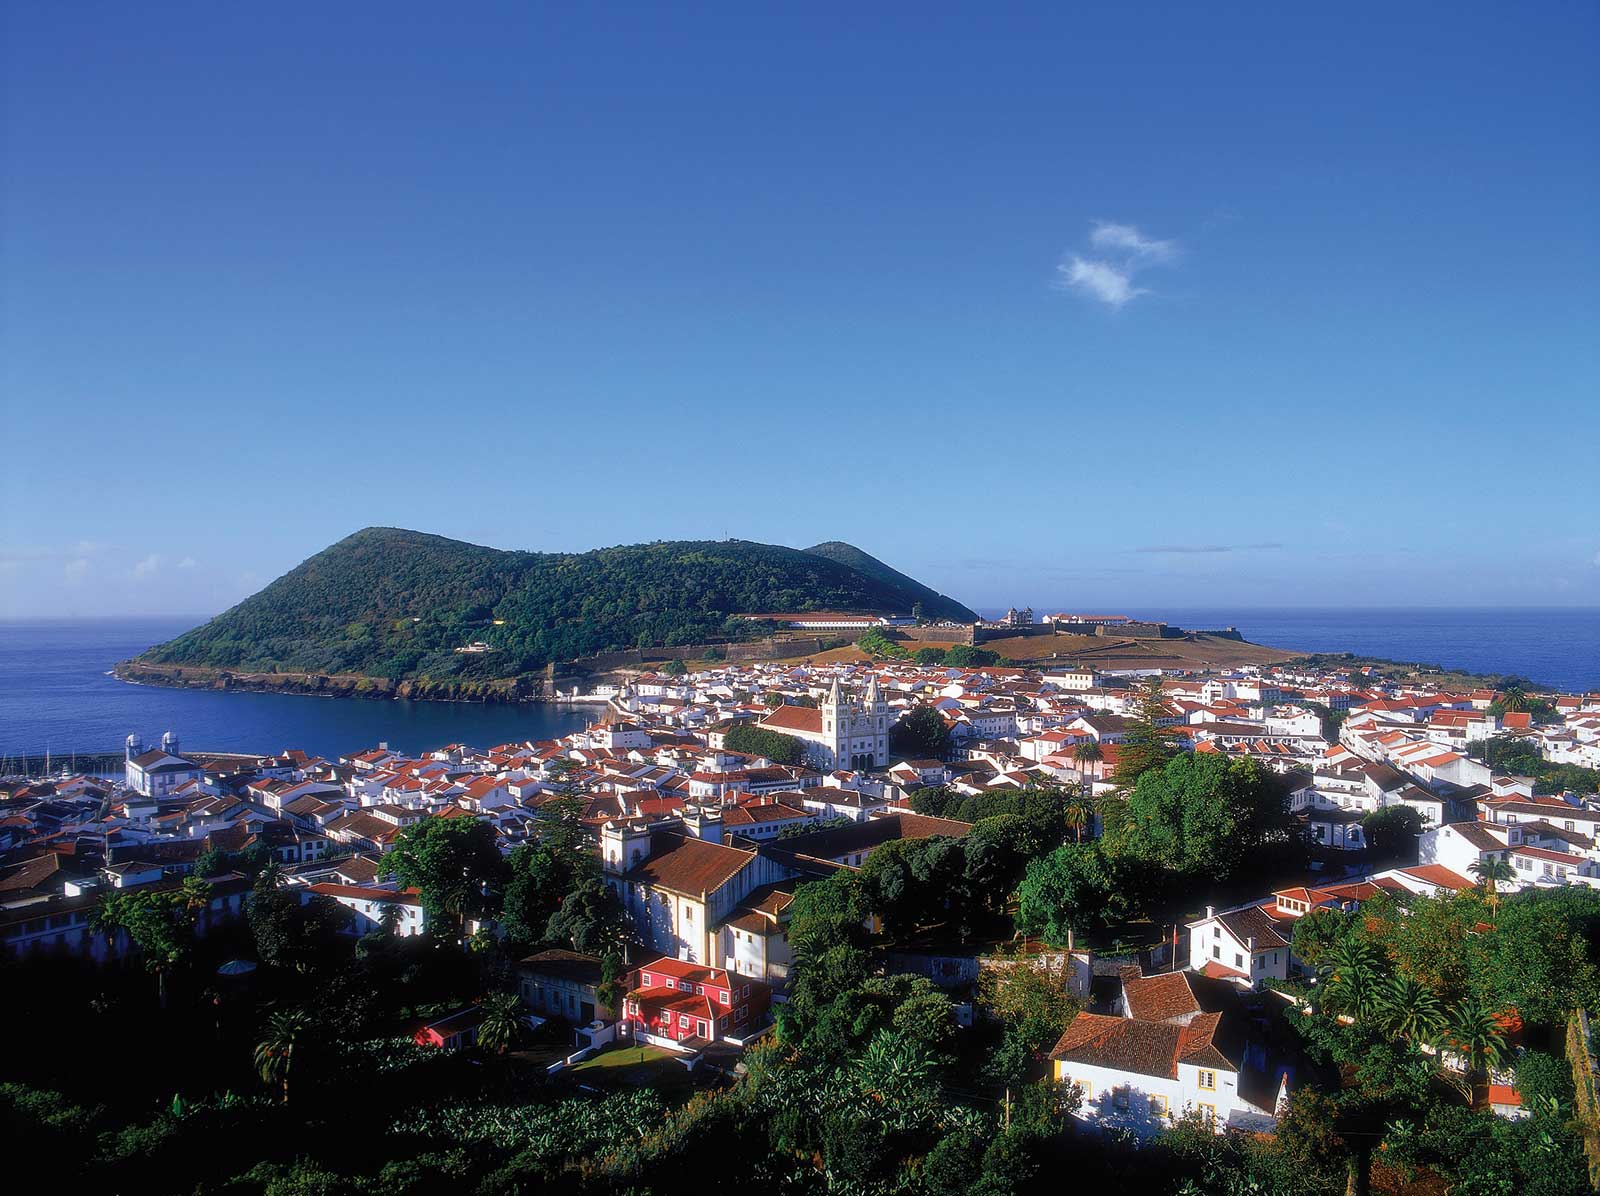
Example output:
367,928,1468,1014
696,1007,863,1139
756,677,889,771
124,732,201,797
1051,971,1285,1135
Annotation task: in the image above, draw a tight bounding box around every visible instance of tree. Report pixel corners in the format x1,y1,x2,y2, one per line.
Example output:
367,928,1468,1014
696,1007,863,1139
1318,936,1386,1020
890,705,951,761
1469,857,1516,925
1378,974,1446,1046
1117,753,1303,885
1014,844,1118,949
858,836,966,939
1112,676,1176,787
978,962,1078,1088
499,810,593,954
254,1008,312,1104
597,951,628,1017
89,880,210,1008
1062,795,1091,844
1446,994,1507,1102
913,647,948,666
248,863,336,971
722,723,806,766
388,816,506,937
193,845,228,879
1361,805,1423,862
1480,887,1600,1024
544,874,627,955
477,991,525,1055
660,658,688,676
1071,741,1103,791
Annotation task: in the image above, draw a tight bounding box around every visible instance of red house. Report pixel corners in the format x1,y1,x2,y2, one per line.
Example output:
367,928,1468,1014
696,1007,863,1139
623,956,770,1047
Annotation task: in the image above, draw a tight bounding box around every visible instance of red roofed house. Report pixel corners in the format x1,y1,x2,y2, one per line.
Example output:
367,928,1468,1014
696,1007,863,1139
1051,968,1286,1135
622,956,770,1049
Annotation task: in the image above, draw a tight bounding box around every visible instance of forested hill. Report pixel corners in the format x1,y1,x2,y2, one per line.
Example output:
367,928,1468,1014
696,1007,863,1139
139,528,976,680
802,541,970,622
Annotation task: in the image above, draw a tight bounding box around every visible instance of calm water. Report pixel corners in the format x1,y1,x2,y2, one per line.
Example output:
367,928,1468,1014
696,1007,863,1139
0,618,593,759
4,610,1597,759
992,607,1600,693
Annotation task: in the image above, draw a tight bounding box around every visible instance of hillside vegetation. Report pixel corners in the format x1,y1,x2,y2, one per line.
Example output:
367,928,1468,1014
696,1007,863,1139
140,528,974,681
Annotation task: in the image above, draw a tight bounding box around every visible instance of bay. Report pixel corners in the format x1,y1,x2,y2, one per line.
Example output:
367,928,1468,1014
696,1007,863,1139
0,618,593,760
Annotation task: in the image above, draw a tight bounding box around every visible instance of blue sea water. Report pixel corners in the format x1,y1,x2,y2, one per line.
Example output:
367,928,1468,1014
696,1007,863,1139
0,618,592,760
2,610,1596,760
992,607,1600,694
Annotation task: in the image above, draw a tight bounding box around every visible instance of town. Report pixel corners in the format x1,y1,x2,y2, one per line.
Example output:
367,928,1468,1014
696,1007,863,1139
4,637,1599,1194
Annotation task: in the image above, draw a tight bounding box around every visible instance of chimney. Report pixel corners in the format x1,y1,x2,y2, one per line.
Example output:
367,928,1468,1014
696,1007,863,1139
1205,905,1214,919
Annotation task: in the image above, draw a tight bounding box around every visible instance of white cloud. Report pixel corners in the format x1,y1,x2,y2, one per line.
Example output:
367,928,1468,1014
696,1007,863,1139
1055,221,1179,309
178,556,199,570
64,558,90,585
1057,258,1143,308
1592,550,1600,567
132,553,163,578
1090,221,1177,262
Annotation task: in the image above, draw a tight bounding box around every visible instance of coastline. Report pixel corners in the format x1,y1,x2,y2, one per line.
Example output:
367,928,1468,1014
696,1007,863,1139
111,660,567,706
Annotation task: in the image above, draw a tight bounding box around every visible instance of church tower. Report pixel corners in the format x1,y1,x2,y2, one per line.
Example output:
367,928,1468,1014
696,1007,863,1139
821,677,845,768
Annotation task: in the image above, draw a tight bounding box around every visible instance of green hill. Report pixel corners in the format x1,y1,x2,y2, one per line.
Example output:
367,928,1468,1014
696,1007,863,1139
803,541,971,622
140,527,975,681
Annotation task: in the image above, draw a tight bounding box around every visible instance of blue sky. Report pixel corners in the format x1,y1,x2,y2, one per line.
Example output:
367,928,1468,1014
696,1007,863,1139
3,2,1597,617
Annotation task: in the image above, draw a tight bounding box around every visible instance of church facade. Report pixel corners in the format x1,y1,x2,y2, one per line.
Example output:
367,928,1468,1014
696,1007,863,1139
757,677,889,771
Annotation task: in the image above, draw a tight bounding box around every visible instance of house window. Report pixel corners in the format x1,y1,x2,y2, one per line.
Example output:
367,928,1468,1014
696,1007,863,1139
720,991,730,1005
1075,1079,1092,1100
1198,1102,1217,1125
1150,1094,1169,1119
1112,1086,1130,1110
1212,946,1220,960
1213,926,1220,938
643,974,652,986
1198,1070,1217,1091
1234,954,1243,969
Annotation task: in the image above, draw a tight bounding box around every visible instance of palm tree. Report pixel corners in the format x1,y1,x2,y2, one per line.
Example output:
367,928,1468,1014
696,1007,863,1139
1446,994,1507,1105
1062,796,1091,845
477,991,525,1056
1318,937,1384,1020
1498,686,1529,714
1469,857,1517,925
1378,974,1446,1045
1072,741,1104,793
254,1009,312,1104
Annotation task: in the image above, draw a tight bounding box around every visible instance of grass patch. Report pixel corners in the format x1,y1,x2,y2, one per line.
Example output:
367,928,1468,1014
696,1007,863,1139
563,1044,695,1094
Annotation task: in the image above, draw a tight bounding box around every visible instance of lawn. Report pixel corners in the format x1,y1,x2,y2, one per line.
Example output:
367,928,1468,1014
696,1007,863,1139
563,1043,696,1094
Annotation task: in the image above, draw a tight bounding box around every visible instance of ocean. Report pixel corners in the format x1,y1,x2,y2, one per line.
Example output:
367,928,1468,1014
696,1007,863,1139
2,610,1596,761
0,618,593,761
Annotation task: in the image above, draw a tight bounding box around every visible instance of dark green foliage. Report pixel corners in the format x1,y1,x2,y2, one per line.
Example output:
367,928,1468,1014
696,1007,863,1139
890,705,952,759
1467,737,1600,795
143,528,975,678
1514,1049,1574,1109
855,628,911,659
1361,804,1424,861
942,644,1000,668
721,723,806,766
387,817,506,933
543,875,627,955
1118,753,1306,884
802,541,972,622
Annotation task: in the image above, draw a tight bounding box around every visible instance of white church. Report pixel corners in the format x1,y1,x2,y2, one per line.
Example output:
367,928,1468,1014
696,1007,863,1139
757,676,889,770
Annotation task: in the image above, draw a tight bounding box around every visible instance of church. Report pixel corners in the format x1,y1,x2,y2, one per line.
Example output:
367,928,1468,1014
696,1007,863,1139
757,677,889,771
